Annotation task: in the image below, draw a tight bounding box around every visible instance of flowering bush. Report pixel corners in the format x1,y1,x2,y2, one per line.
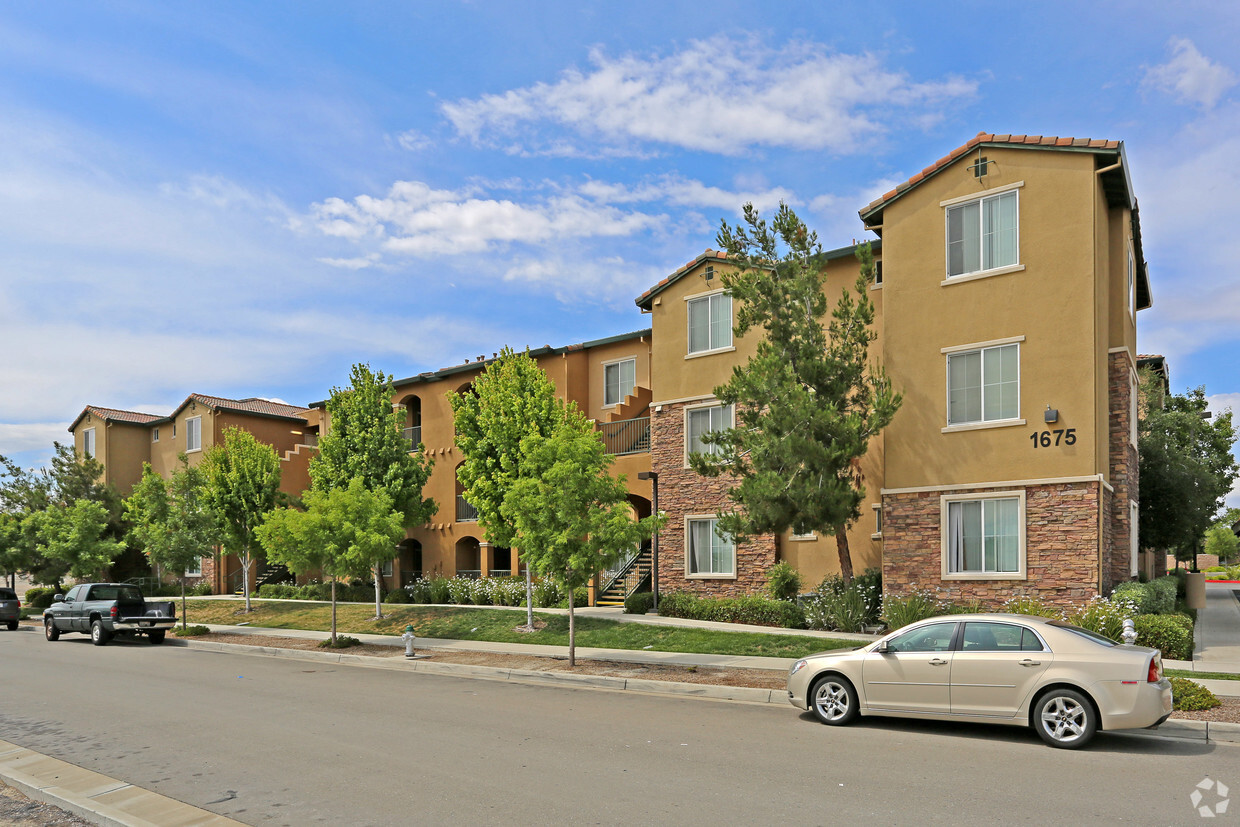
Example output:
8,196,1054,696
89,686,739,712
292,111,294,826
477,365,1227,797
880,588,943,630
1066,594,1140,642
803,570,882,632
1000,595,1060,617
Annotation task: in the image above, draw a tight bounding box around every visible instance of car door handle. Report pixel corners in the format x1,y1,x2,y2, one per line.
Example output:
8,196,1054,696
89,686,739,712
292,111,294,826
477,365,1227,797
1019,659,1042,666
929,658,949,666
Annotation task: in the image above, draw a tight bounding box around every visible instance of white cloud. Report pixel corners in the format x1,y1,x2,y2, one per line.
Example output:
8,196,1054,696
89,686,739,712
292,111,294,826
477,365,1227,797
0,423,73,454
396,129,433,152
1206,394,1240,418
1144,37,1236,109
501,255,664,303
578,174,794,213
440,36,975,156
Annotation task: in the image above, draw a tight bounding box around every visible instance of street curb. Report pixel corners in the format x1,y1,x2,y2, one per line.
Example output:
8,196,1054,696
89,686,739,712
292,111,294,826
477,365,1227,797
168,637,785,705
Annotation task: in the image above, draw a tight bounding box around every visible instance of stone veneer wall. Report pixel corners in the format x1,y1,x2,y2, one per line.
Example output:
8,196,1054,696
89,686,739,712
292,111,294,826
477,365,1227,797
882,481,1101,608
650,401,775,597
1106,351,1138,593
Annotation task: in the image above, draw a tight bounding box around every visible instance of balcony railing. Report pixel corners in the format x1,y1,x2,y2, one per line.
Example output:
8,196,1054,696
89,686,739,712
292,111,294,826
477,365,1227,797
403,426,422,451
456,495,479,522
598,417,650,456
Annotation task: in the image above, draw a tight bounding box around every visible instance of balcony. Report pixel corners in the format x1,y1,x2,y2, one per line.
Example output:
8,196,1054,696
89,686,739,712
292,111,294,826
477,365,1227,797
456,495,479,522
403,425,422,451
599,417,650,456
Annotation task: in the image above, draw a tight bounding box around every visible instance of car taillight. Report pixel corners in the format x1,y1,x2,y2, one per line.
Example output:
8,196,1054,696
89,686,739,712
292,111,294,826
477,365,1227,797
1147,654,1163,683
110,605,119,619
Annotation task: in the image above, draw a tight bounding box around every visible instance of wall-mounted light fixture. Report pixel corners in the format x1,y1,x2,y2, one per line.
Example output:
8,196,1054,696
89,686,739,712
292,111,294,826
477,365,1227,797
1044,406,1059,424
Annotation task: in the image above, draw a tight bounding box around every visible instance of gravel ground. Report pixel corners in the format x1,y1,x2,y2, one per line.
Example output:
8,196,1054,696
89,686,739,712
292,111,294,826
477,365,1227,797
0,782,92,826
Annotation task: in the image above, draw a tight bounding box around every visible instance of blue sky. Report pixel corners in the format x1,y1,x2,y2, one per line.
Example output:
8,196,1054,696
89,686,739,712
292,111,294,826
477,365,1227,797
1,2,1237,505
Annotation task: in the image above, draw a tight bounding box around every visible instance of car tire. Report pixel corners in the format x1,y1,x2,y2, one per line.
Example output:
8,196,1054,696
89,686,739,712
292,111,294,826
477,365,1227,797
44,618,60,641
6,620,16,631
90,619,111,646
810,674,859,726
148,630,166,644
1034,689,1097,749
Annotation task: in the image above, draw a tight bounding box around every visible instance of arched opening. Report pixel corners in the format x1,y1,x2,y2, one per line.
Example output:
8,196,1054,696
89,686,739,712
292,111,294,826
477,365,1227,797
397,393,422,450
455,536,481,578
455,461,478,522
491,546,512,576
398,538,422,586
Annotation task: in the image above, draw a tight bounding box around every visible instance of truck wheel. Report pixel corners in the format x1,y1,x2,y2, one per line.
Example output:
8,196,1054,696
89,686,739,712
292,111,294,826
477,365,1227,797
148,630,166,644
44,618,60,640
90,619,112,646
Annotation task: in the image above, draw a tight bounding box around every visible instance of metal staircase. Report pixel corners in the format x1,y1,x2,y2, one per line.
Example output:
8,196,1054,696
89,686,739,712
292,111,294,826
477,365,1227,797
595,547,652,607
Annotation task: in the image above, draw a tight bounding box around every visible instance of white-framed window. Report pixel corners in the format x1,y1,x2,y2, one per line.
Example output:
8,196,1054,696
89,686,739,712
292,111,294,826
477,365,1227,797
184,557,203,577
186,416,202,452
946,189,1018,277
686,403,733,460
789,530,816,541
687,291,732,354
686,517,735,577
603,358,636,407
947,343,1019,425
1130,500,1139,578
382,558,394,578
152,428,159,443
82,428,96,458
873,503,883,537
941,491,1026,579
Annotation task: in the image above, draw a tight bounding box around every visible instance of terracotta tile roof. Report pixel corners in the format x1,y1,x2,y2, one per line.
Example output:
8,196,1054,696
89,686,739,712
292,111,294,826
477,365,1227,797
635,249,733,309
186,394,309,420
860,132,1123,221
69,405,163,432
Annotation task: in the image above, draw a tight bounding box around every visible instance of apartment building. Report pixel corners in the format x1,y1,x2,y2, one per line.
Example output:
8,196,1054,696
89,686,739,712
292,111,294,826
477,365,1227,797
638,133,1151,606
325,330,655,596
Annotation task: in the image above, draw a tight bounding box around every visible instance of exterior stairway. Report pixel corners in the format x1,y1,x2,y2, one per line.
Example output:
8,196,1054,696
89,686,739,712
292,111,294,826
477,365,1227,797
595,547,652,607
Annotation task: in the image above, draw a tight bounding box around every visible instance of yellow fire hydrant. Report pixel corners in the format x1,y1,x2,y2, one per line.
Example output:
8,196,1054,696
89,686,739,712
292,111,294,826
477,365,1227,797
402,624,416,658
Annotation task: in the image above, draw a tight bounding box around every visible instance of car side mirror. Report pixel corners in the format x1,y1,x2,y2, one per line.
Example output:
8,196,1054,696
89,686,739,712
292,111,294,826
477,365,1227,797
874,640,889,654
53,594,65,603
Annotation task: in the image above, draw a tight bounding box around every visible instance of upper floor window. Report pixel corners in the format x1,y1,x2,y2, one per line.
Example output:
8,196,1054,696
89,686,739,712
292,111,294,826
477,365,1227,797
946,190,1018,277
947,343,1019,425
152,427,159,443
604,358,636,407
686,403,732,458
687,292,731,354
186,416,202,452
82,428,95,458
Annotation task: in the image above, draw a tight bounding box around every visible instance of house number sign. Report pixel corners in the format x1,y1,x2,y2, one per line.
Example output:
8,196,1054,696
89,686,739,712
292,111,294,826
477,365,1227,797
1029,428,1076,448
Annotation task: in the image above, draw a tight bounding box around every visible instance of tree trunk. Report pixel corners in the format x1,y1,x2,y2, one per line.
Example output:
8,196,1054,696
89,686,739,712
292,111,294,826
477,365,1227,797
331,578,338,645
373,563,384,620
835,525,854,584
568,592,576,667
524,561,534,627
242,550,252,612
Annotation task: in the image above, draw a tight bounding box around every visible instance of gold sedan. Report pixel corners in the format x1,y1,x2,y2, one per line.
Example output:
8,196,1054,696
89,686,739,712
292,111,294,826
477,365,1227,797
787,613,1173,749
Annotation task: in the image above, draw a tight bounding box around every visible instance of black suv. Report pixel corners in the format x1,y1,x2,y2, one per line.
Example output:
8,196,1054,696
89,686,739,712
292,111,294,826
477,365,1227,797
0,588,19,631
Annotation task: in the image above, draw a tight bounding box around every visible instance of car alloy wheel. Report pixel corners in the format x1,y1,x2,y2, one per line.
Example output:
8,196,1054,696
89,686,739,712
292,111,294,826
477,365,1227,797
811,675,859,726
1035,689,1096,749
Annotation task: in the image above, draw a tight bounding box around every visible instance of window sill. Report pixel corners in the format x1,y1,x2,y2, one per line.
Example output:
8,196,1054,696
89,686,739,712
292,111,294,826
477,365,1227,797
789,534,816,542
941,418,1025,434
871,533,883,540
185,448,202,454
685,346,736,360
942,571,1027,581
686,573,737,580
941,264,1025,287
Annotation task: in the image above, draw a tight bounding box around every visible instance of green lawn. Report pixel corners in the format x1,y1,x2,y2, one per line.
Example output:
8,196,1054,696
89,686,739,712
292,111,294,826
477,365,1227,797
1166,669,1240,681
181,599,855,659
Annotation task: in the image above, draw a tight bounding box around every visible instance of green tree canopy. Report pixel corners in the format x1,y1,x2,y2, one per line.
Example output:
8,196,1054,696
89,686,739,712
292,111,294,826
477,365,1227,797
1139,379,1238,564
311,363,436,617
258,479,406,643
202,428,281,611
692,204,901,582
506,405,659,665
451,347,563,625
33,499,125,583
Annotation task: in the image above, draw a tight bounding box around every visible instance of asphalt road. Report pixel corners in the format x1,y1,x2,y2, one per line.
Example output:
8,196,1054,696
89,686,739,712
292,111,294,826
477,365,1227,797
2,627,1237,826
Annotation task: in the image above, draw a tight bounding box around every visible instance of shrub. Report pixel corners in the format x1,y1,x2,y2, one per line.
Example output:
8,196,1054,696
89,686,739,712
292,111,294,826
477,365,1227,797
803,573,881,632
532,579,562,608
1134,614,1194,660
881,589,942,630
318,635,361,649
1001,595,1061,618
1148,576,1178,614
1112,581,1156,615
23,588,55,609
1066,594,1139,642
445,576,475,605
428,576,452,605
560,586,589,609
488,577,527,607
655,591,805,628
624,591,655,615
258,584,297,599
384,588,412,604
174,624,211,636
766,562,802,602
1170,677,1220,711
190,582,214,596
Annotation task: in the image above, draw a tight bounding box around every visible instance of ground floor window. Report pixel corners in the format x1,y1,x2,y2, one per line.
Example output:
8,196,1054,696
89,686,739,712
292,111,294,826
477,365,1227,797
687,517,734,577
185,557,203,577
942,492,1025,578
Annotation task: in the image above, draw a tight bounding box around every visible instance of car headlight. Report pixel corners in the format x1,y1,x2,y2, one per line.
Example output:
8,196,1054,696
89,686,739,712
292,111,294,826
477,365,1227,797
789,659,808,677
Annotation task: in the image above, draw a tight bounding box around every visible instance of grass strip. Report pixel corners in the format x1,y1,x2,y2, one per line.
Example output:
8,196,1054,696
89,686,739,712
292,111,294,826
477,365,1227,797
1166,669,1240,682
181,599,855,659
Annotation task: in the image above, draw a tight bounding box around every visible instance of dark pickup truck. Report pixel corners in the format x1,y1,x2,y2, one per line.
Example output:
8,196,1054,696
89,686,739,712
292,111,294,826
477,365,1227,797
43,583,176,645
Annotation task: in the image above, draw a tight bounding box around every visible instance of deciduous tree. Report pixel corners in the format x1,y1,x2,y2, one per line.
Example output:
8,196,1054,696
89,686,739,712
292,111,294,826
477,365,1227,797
33,499,125,583
693,204,900,582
